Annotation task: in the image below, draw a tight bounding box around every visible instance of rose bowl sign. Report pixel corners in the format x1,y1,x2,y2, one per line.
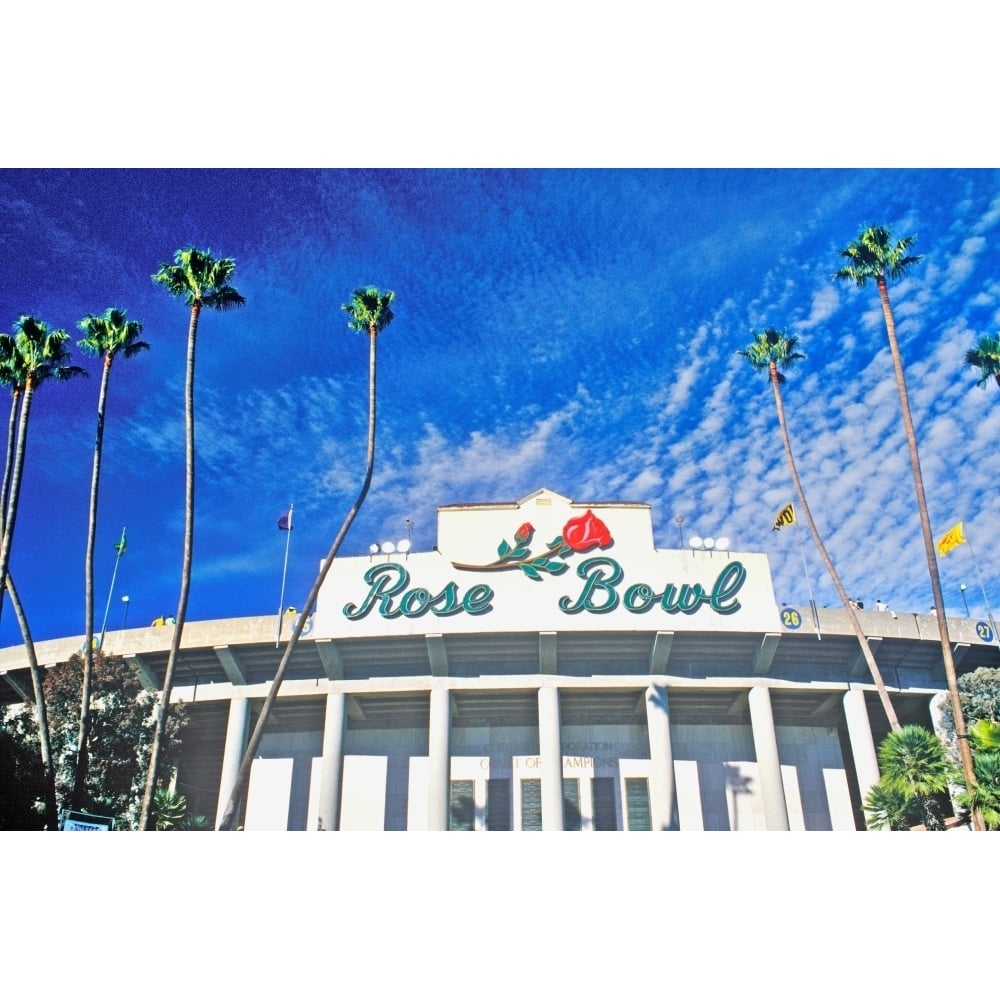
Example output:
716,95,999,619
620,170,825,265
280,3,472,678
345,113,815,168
315,490,781,638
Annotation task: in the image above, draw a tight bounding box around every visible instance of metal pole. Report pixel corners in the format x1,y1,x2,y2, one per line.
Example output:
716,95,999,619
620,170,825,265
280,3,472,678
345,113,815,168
960,584,970,617
965,534,999,646
794,517,821,640
98,526,126,649
276,503,293,647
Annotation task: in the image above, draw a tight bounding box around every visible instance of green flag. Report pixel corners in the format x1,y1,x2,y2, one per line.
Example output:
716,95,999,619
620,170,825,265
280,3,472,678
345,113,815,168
114,530,127,556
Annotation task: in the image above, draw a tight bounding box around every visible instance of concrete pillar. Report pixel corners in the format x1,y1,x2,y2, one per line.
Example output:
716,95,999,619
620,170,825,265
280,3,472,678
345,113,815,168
317,691,346,831
748,685,789,831
538,685,564,831
215,697,249,829
645,683,679,830
427,685,451,831
843,688,881,821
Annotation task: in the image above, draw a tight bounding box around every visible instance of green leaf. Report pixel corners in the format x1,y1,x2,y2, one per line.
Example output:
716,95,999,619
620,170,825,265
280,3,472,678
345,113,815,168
521,564,541,580
497,539,511,558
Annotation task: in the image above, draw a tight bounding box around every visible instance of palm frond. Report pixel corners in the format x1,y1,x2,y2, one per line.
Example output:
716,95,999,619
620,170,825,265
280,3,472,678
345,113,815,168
202,285,247,312
737,328,804,379
342,286,396,335
964,333,1000,389
835,225,922,285
152,247,245,313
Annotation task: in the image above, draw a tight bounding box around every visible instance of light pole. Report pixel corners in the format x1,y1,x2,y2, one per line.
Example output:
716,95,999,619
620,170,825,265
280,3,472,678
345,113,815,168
121,595,130,629
960,584,970,617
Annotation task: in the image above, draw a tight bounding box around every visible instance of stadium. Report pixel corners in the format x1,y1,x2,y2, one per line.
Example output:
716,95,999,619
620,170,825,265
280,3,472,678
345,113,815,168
3,488,995,831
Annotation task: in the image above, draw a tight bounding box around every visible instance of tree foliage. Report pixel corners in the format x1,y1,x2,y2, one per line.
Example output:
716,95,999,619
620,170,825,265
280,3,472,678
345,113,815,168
964,333,1000,390
864,725,956,831
938,666,1000,740
0,716,46,829
0,653,186,829
954,745,1000,830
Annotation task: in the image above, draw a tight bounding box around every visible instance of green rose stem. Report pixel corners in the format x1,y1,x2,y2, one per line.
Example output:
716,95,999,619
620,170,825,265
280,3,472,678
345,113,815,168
451,541,569,573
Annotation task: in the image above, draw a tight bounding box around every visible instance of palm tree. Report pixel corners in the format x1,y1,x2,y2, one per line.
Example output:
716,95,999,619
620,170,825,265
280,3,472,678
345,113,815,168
958,753,1000,829
968,718,1000,750
738,328,900,731
72,307,150,810
951,720,1000,829
139,249,245,830
0,317,86,605
217,286,395,831
0,316,86,828
5,572,59,828
835,225,980,826
862,776,917,831
964,333,1000,390
866,725,955,830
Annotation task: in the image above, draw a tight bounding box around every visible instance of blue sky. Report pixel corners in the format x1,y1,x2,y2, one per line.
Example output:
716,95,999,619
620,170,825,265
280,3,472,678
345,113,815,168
2,168,1000,644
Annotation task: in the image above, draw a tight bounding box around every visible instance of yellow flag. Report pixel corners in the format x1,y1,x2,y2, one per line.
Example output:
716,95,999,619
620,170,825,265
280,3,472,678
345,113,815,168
936,521,966,557
772,502,796,532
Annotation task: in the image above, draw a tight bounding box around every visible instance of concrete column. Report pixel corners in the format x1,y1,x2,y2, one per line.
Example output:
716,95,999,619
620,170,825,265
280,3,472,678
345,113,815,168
748,685,789,831
843,688,881,822
317,691,346,831
645,684,679,831
215,697,249,829
538,685,564,831
427,685,451,831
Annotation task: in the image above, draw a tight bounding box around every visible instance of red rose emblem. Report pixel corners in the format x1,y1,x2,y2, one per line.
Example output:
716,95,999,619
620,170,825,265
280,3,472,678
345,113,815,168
562,510,612,552
514,522,534,544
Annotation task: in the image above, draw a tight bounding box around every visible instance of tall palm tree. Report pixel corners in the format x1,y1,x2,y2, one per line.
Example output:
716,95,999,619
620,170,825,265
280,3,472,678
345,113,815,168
738,328,900,731
217,286,395,831
0,317,86,603
835,225,980,826
964,333,1000,390
72,307,150,809
0,316,86,828
139,249,245,830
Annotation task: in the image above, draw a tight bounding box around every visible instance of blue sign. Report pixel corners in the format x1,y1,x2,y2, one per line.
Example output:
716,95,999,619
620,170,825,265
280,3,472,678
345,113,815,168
781,607,803,630
975,621,994,643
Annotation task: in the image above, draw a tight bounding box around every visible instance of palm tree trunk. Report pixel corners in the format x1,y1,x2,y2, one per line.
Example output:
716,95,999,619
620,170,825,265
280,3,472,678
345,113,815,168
875,276,981,827
0,380,60,825
6,571,58,828
769,363,901,731
0,389,20,624
73,353,112,809
0,390,18,520
217,324,380,831
0,380,35,606
139,303,200,830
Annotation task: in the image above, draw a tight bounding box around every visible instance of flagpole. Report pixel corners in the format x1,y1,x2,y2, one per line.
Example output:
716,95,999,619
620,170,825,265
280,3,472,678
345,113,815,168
276,504,294,648
965,533,999,647
98,526,127,650
794,518,822,640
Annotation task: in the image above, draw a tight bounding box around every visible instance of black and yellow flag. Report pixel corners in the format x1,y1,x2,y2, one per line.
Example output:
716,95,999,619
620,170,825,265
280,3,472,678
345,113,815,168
772,502,796,532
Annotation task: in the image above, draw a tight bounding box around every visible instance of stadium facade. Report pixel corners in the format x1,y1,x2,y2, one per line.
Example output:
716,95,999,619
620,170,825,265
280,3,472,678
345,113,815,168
3,488,996,831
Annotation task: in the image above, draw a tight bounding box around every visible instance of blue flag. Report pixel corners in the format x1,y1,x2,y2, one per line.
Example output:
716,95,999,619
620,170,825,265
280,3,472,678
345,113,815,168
277,509,292,531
